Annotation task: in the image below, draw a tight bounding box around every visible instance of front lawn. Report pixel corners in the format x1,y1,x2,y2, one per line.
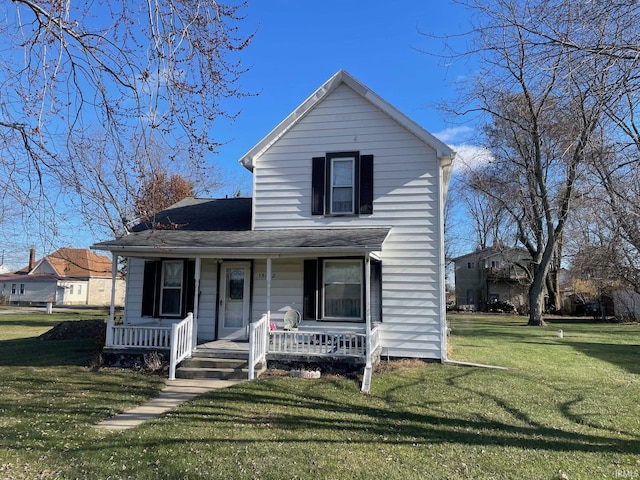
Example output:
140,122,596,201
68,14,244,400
1,312,638,479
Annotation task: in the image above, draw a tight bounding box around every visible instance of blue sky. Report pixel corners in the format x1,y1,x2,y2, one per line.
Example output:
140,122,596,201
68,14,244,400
3,1,477,270
212,0,476,195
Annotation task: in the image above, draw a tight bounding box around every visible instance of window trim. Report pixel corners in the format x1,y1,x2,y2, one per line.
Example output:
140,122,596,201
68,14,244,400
321,258,363,321
312,151,373,217
159,260,184,317
329,156,356,214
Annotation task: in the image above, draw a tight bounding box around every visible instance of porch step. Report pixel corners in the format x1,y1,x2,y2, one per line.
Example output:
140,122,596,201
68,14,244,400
175,355,265,380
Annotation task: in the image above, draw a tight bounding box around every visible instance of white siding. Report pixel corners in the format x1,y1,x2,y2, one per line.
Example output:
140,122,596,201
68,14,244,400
124,257,145,324
252,83,445,359
87,278,126,306
252,258,304,326
197,259,218,341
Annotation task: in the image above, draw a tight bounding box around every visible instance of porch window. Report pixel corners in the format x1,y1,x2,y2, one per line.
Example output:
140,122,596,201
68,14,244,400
160,260,183,316
322,259,362,319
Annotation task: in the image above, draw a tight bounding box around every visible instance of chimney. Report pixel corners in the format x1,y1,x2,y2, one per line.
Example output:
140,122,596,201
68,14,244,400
29,247,36,272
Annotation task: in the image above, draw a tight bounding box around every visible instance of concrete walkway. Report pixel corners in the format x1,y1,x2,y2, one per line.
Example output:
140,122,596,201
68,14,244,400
95,379,243,430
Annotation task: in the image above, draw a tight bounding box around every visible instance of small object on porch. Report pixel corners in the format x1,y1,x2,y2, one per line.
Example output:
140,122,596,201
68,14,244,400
283,309,301,331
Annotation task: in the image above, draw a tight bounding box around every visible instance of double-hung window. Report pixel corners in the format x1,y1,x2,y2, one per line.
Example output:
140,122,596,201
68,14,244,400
160,260,183,316
311,151,374,216
330,156,355,214
322,259,363,320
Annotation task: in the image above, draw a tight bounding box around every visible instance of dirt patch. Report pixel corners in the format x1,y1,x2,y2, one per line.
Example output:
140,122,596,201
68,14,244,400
39,319,106,343
374,358,432,373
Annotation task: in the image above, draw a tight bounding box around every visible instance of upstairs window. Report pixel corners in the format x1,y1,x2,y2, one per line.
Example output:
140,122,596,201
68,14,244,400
312,151,374,216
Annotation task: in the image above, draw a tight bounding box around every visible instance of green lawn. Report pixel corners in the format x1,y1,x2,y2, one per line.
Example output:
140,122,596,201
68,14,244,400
1,312,639,479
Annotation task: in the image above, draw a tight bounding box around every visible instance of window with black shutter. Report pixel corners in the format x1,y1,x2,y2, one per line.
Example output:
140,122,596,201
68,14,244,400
311,152,374,216
141,259,195,318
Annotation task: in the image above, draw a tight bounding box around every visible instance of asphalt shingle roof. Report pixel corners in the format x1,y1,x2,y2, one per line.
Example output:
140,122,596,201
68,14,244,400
94,197,389,254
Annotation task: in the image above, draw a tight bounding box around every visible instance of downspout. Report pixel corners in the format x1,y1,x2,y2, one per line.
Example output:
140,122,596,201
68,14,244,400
361,252,372,393
109,254,118,325
192,257,201,350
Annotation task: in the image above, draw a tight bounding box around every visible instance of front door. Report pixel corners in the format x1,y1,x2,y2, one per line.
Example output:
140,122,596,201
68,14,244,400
218,262,251,340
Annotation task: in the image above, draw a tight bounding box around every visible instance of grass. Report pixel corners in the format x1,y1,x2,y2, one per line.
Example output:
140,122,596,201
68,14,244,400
1,311,639,479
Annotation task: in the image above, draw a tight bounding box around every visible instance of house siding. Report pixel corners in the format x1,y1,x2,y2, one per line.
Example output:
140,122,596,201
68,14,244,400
252,258,304,325
252,84,445,359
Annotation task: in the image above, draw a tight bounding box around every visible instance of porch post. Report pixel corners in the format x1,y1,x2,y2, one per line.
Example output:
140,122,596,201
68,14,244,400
361,252,373,393
109,254,118,325
266,257,272,323
192,257,201,350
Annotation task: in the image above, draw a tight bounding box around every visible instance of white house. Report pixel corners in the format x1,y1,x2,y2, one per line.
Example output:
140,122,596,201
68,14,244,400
0,248,125,306
93,70,455,385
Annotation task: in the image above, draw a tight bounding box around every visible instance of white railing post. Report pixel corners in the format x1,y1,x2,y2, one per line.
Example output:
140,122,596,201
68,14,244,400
361,253,373,393
248,314,269,380
105,318,114,347
168,313,194,381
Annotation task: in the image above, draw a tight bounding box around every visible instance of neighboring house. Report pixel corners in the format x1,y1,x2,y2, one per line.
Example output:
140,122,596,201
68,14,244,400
0,248,125,306
454,247,532,311
93,70,455,381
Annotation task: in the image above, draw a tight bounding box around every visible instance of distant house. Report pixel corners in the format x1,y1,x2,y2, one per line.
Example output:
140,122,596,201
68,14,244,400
0,248,125,306
454,247,532,311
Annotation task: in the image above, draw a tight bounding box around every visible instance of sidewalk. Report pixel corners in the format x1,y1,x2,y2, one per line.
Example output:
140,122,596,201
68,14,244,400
95,378,243,430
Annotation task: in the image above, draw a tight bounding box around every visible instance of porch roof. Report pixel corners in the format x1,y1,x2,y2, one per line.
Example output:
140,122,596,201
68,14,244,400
92,227,391,257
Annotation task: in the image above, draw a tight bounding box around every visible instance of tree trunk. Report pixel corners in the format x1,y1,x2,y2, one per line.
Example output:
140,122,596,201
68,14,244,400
545,270,561,313
528,275,547,326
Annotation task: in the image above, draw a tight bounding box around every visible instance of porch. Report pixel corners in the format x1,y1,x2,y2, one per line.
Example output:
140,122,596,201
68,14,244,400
104,313,381,387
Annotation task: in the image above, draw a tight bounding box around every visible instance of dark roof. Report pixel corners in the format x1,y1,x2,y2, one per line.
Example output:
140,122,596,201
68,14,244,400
93,228,390,254
94,196,390,255
131,197,251,232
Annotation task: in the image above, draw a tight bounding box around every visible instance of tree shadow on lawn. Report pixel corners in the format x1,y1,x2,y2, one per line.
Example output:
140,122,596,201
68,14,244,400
0,337,98,366
73,373,640,460
562,340,640,375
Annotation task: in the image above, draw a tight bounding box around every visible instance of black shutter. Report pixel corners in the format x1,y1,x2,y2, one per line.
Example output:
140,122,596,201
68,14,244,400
183,260,196,317
359,154,374,214
141,261,160,317
303,259,318,320
311,157,325,215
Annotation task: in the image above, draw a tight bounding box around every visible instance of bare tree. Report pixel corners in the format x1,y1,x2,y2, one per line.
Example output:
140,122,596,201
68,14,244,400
0,1,252,240
444,0,610,325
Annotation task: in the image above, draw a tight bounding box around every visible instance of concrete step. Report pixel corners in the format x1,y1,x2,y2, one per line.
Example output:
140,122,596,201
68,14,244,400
176,366,249,380
180,357,248,369
191,348,249,360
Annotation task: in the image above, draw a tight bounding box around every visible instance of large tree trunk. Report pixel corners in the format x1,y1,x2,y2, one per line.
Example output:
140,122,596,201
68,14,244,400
528,274,547,326
545,270,561,313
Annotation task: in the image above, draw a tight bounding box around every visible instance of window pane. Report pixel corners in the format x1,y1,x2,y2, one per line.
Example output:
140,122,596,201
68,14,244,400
332,186,353,213
323,260,362,319
161,289,181,315
227,268,244,300
325,284,361,318
332,159,353,186
163,262,183,287
325,261,361,283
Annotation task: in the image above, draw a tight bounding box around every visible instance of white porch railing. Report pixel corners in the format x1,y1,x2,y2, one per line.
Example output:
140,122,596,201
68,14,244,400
248,314,269,380
169,313,194,380
104,314,194,381
269,326,380,357
105,320,172,349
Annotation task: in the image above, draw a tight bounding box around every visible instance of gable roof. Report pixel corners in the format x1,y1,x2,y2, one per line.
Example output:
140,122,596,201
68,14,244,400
14,248,114,278
238,69,456,172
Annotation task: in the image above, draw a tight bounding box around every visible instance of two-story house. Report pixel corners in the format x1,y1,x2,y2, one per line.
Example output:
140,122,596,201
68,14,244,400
93,70,455,388
454,246,532,312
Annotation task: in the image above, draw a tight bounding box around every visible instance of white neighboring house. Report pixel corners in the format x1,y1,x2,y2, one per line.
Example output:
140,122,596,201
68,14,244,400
0,248,125,306
93,70,455,371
